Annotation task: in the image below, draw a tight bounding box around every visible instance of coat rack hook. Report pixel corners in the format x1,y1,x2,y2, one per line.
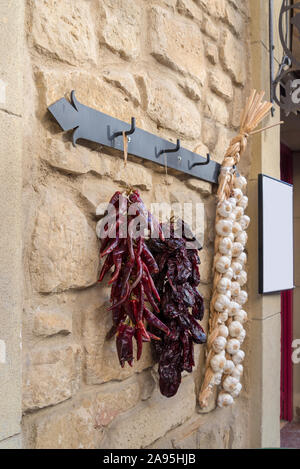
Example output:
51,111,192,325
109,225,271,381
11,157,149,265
157,139,181,158
112,117,136,140
188,153,210,171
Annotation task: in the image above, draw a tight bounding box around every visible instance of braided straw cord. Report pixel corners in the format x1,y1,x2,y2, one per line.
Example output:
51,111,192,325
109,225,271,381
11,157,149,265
198,90,272,409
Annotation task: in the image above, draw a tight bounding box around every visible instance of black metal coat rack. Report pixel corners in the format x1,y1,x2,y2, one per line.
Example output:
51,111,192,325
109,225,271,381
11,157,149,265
48,91,221,184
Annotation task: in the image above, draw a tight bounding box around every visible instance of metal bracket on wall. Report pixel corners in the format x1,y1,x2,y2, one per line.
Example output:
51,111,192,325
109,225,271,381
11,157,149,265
269,0,300,116
48,91,221,185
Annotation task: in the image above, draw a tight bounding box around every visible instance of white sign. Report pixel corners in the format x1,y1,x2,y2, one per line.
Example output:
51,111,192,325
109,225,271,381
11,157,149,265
259,174,294,294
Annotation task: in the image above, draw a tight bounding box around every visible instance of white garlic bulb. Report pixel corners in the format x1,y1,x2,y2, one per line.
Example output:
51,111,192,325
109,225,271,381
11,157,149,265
232,188,243,203
217,201,233,218
216,220,233,237
223,376,240,393
234,309,248,324
237,328,246,344
231,261,243,278
223,267,234,280
218,311,229,323
217,277,231,294
218,393,234,408
225,289,231,299
215,256,231,274
210,352,227,373
215,294,231,312
240,215,250,231
235,231,248,246
231,382,242,398
232,364,244,379
229,321,244,338
232,350,245,365
236,271,247,287
231,281,241,298
232,222,242,237
234,175,247,191
237,252,247,266
232,242,243,258
226,338,241,355
218,324,229,338
212,336,227,353
233,206,244,221
218,237,233,256
228,212,236,223
229,301,241,316
236,290,248,306
224,360,235,375
228,197,237,209
212,372,223,386
238,195,248,210
228,232,235,242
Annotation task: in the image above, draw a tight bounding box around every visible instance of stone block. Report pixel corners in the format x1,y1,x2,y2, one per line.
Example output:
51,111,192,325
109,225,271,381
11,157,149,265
33,310,72,337
30,188,99,293
44,138,118,180
143,75,202,139
196,0,226,18
150,6,205,83
178,78,202,102
228,0,249,18
30,0,97,65
231,87,244,128
114,161,153,191
214,125,235,164
98,0,142,60
198,426,225,449
209,69,233,102
35,69,138,125
224,2,245,37
23,344,81,411
79,177,117,214
199,247,214,284
201,16,220,41
103,70,141,106
185,179,212,197
148,436,173,449
102,376,196,449
33,396,100,449
204,93,229,126
95,378,140,427
220,30,247,85
176,0,202,21
205,41,219,64
202,119,217,151
84,306,153,385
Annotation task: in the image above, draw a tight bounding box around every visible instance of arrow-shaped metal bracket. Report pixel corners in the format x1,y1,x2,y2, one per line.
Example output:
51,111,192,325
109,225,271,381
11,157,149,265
48,91,221,184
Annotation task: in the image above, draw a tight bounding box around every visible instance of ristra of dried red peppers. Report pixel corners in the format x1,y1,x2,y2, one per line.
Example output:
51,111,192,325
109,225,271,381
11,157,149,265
97,189,169,368
148,220,207,398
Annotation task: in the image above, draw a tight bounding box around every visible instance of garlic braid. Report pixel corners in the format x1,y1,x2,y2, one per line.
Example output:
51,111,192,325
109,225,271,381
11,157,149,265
199,90,272,409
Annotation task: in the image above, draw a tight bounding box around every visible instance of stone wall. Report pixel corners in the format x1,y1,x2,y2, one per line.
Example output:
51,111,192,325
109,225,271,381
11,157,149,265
22,0,251,449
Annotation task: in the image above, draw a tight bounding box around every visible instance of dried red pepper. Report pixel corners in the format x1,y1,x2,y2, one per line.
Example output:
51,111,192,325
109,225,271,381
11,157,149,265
148,219,207,398
97,189,169,368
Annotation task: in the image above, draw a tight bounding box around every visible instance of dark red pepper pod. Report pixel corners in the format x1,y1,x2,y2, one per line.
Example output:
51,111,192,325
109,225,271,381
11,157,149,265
97,189,170,367
147,218,206,398
116,324,135,368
